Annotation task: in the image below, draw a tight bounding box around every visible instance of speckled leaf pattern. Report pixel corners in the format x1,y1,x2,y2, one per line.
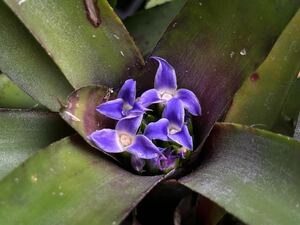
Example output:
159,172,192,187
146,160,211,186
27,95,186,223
148,0,299,162
125,0,186,56
225,9,300,136
0,73,39,109
180,123,300,225
0,136,163,225
0,110,73,180
0,2,74,112
4,0,144,88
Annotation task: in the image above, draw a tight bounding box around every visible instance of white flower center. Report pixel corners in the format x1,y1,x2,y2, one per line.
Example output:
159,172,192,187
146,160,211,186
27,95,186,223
159,90,174,101
168,126,180,135
119,134,133,147
123,103,133,111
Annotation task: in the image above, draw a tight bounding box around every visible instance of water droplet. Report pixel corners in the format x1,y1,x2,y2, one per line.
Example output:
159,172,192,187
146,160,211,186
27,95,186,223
112,221,116,225
59,192,64,196
199,2,202,6
113,34,120,40
47,52,52,56
31,175,38,183
120,51,124,56
92,34,96,38
18,0,27,5
240,48,247,56
230,51,235,58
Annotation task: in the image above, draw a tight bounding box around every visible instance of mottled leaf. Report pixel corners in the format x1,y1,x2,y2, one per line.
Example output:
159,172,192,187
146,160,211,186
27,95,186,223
60,86,115,142
125,0,186,55
0,2,74,112
0,73,40,109
180,123,300,225
4,0,144,88
0,136,163,225
225,9,300,136
0,109,73,179
147,0,299,162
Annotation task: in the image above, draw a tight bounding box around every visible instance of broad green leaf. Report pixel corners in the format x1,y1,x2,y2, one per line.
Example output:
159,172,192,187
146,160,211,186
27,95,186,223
180,123,300,225
0,2,74,112
0,73,39,109
225,9,300,136
125,0,186,55
150,0,299,160
0,136,163,225
4,0,144,88
0,110,73,180
60,86,115,145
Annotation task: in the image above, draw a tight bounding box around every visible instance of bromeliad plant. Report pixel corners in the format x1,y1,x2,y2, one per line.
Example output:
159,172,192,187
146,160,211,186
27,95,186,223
0,0,300,225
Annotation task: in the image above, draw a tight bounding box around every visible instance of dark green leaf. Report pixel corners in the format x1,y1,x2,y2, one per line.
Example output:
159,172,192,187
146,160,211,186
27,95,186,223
0,73,40,109
4,0,144,88
225,9,300,136
0,2,74,112
180,123,300,225
125,0,186,55
149,0,299,162
0,136,163,225
0,109,73,179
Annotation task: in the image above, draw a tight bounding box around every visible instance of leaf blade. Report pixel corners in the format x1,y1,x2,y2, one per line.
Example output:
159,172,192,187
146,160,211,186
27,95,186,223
180,123,300,225
0,109,73,179
4,0,144,88
0,2,74,112
0,136,163,225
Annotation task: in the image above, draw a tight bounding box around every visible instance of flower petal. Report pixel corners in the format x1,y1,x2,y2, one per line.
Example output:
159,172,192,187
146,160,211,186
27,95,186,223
128,135,161,159
127,102,147,117
176,89,202,116
168,125,193,150
89,129,123,153
116,115,143,135
150,56,177,91
162,98,184,128
139,89,162,107
144,118,169,141
96,98,124,120
117,79,136,106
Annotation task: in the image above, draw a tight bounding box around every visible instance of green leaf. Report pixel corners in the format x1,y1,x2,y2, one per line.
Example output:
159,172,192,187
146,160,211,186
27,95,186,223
0,2,74,112
225,9,300,136
180,123,300,225
0,109,73,180
149,0,299,160
0,73,40,109
4,0,144,88
60,86,114,144
125,0,186,56
0,136,163,225
295,114,300,141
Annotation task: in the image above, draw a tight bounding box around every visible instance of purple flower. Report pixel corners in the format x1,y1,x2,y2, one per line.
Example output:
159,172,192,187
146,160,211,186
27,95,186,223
144,98,193,150
97,79,145,120
89,116,161,159
139,56,201,116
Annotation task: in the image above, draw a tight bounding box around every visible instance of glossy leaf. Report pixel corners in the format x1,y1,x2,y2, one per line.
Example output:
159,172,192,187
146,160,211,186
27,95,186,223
60,86,115,141
4,0,144,88
0,109,73,179
0,136,163,225
0,2,74,112
125,0,186,55
148,0,299,161
180,123,300,225
0,73,40,109
225,9,300,136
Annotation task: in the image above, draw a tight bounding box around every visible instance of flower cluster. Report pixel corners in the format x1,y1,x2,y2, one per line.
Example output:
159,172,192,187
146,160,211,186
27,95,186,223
89,56,201,173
